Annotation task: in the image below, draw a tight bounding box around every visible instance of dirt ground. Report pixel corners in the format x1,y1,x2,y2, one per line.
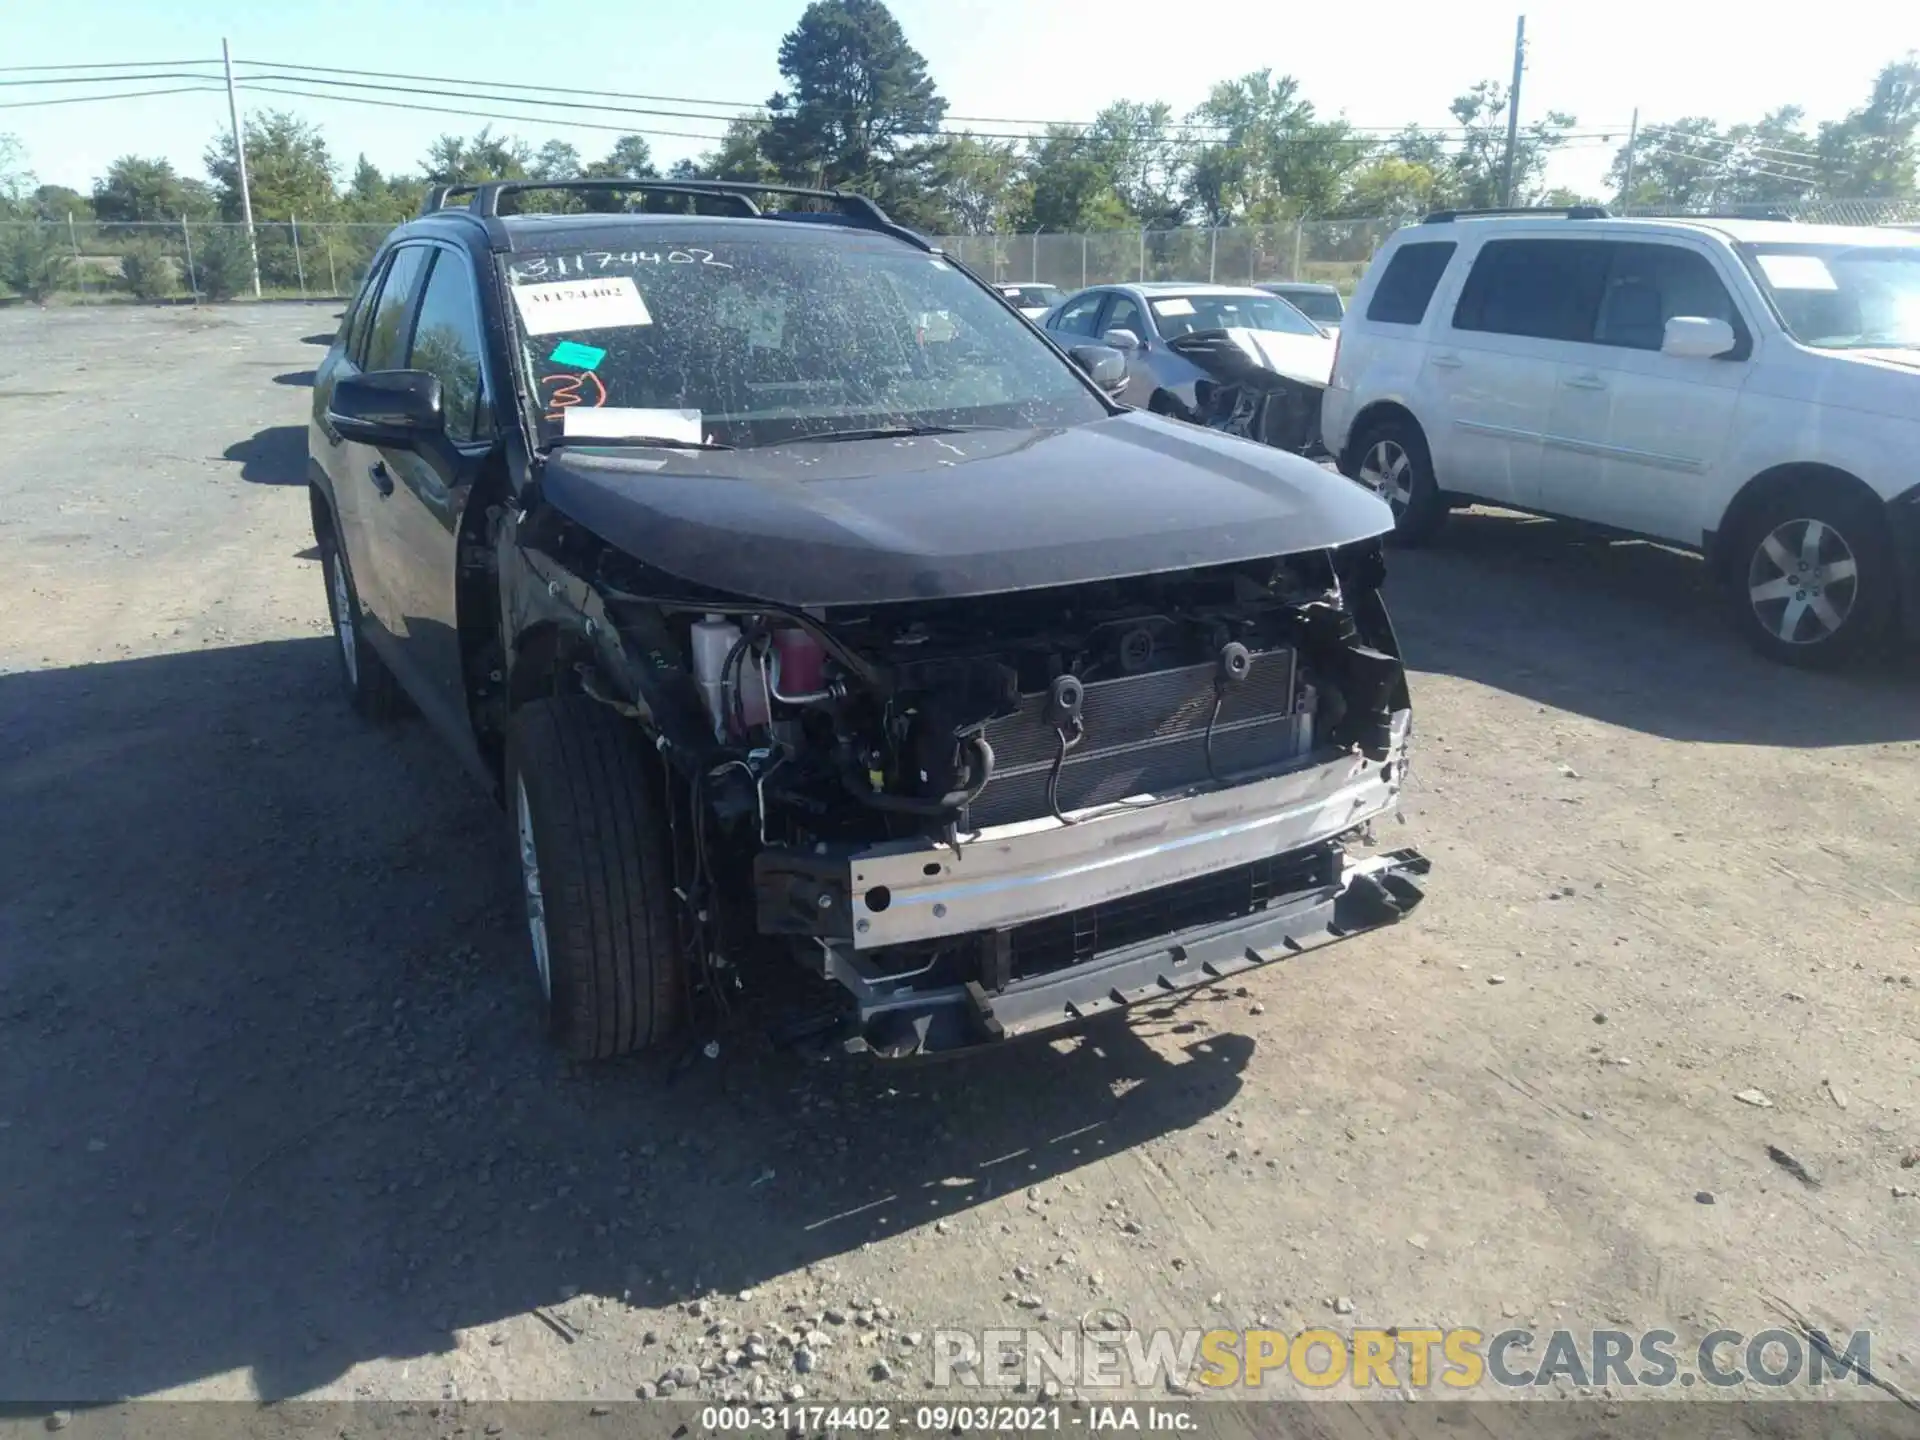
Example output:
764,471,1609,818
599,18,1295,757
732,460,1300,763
1,303,1916,1412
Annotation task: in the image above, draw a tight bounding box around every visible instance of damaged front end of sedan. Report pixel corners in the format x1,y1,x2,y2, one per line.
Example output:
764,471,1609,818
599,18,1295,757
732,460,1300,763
498,418,1426,1058
1155,328,1328,456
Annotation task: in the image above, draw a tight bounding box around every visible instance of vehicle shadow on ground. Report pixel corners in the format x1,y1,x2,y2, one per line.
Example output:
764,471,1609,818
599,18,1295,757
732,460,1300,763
272,370,316,387
0,639,1246,1403
223,426,307,486
299,333,336,347
1388,507,1920,748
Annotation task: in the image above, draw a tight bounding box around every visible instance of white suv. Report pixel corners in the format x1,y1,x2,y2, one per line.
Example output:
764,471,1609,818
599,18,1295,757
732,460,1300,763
1321,209,1920,667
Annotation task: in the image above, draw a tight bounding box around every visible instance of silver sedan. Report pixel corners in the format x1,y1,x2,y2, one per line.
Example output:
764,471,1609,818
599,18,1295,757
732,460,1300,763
1039,283,1335,414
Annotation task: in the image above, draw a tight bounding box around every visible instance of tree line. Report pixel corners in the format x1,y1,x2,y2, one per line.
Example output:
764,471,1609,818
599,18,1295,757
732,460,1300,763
1,0,1915,239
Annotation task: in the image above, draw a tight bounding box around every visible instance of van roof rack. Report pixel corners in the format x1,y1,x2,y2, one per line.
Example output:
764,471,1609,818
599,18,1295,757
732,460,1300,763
416,178,929,249
1422,205,1610,224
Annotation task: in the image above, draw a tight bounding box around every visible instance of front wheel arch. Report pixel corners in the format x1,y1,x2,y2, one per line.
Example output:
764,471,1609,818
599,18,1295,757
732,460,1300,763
506,620,598,713
1349,409,1446,546
1340,401,1424,479
1709,463,1884,585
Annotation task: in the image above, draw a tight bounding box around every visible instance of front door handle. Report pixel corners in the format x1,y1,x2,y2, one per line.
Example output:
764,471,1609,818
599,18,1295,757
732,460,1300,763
1563,373,1607,391
369,460,395,496
1428,353,1464,370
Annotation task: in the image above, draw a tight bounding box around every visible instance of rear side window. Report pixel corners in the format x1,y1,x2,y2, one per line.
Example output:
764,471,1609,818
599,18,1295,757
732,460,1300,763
1452,239,1612,342
363,246,432,372
1365,242,1456,324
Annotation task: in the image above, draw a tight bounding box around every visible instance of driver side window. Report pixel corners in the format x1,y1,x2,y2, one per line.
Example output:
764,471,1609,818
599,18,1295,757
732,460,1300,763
406,250,490,443
1052,291,1106,337
363,246,431,373
1104,296,1145,343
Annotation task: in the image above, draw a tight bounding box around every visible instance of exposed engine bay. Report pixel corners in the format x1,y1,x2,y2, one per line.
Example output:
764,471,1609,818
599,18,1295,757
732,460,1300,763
515,513,1425,1056
1158,329,1327,455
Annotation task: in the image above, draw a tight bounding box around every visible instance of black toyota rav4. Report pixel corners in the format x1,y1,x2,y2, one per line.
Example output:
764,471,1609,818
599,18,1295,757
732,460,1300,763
307,179,1428,1060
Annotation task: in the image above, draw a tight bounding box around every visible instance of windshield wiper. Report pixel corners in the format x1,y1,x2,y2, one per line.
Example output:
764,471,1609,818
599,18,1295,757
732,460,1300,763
563,434,735,451
782,423,983,444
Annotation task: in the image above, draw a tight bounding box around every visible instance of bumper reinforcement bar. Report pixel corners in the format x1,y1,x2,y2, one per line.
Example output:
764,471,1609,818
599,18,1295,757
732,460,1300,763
841,846,1430,1057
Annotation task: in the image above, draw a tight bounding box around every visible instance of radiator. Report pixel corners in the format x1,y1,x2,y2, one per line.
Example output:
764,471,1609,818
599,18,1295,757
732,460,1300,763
969,649,1308,827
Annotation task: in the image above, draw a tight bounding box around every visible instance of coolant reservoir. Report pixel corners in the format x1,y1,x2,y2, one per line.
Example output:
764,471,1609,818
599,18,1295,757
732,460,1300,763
773,628,825,696
689,616,770,738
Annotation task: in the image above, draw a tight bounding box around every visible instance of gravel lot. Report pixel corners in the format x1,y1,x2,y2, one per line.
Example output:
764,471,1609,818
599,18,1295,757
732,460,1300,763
2,303,1917,1410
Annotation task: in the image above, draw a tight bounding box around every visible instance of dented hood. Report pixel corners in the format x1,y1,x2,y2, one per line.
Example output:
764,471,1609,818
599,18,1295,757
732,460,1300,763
540,411,1390,608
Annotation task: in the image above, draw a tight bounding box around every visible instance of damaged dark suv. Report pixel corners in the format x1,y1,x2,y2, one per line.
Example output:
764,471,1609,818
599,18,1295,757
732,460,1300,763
307,180,1428,1060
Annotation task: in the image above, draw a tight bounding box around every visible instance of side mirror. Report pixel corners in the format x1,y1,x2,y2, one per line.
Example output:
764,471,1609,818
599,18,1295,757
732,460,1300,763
1069,343,1129,395
1101,327,1142,351
1661,316,1737,359
327,370,446,446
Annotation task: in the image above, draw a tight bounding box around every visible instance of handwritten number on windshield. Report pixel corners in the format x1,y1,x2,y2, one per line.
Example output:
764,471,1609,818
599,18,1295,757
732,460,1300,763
540,370,607,421
511,249,732,282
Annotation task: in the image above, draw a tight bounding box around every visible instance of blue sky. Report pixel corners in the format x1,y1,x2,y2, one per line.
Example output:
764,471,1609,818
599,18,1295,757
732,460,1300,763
4,0,1909,206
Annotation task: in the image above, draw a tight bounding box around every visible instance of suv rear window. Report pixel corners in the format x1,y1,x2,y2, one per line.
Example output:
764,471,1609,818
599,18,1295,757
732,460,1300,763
1452,239,1612,342
1364,242,1456,325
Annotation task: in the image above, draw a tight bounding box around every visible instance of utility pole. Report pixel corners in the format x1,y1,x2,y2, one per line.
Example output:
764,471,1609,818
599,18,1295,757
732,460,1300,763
1500,15,1526,207
1619,107,1639,214
222,37,262,298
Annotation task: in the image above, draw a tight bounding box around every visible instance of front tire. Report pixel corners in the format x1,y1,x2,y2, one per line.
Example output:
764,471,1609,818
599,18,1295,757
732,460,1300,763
318,530,406,720
1726,481,1893,669
506,696,682,1058
1352,416,1446,545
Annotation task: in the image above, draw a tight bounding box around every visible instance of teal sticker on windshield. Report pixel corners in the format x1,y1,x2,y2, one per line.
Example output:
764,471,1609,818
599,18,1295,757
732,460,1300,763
548,340,606,370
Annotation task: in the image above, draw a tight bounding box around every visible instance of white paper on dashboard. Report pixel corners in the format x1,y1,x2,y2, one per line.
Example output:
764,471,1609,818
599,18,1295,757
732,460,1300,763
513,276,654,335
562,407,703,442
1152,297,1196,316
1757,254,1838,291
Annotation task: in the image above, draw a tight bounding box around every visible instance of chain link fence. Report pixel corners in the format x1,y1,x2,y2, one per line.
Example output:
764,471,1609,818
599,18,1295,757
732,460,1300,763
936,198,1920,297
938,219,1410,295
4,198,1917,306
0,219,396,304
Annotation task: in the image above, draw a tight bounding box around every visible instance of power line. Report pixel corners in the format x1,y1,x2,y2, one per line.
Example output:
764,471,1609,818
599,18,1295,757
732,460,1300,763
1642,126,1816,170
237,55,1632,141
1640,144,1817,187
3,48,1639,150
237,83,741,142
242,80,1633,155
0,57,219,73
0,84,223,110
0,70,222,88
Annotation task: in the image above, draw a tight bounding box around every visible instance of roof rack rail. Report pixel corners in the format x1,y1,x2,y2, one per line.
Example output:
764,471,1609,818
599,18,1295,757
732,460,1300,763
411,178,933,254
1422,205,1610,224
420,184,478,215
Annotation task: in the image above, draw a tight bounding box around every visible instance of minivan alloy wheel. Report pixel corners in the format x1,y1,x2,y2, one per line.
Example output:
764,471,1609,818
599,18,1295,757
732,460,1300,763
330,551,358,686
1746,517,1859,646
1359,438,1415,513
515,777,552,1001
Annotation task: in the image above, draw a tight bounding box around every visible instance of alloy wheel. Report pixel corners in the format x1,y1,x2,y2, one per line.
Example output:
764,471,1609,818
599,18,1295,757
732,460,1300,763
1359,439,1414,513
516,777,552,1000
330,552,359,686
1746,518,1859,646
